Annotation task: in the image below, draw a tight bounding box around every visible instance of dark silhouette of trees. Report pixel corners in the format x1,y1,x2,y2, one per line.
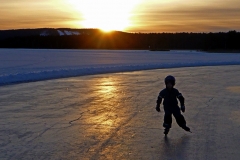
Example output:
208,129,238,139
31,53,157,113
0,29,239,51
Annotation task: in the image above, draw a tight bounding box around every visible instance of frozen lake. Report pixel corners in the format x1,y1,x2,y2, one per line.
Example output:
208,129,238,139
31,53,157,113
0,65,240,159
1,49,240,85
1,48,240,159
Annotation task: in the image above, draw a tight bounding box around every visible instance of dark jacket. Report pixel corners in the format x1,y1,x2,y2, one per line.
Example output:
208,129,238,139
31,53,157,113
157,88,184,109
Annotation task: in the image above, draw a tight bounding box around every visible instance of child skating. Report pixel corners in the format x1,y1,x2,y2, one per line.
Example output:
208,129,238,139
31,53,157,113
156,75,191,135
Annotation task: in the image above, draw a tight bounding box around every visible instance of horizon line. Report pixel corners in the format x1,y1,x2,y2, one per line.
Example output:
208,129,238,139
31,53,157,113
0,27,239,34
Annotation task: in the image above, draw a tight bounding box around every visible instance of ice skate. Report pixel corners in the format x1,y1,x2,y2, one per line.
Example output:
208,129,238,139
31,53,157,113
164,128,170,135
182,126,192,133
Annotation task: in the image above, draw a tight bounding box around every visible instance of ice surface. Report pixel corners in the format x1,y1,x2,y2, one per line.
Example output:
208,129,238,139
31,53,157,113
0,49,240,85
0,65,240,159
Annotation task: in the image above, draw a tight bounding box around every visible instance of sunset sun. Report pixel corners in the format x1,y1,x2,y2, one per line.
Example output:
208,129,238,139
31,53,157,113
68,0,141,31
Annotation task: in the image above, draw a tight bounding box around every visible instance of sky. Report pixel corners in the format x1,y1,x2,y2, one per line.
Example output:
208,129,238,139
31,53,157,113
0,0,240,32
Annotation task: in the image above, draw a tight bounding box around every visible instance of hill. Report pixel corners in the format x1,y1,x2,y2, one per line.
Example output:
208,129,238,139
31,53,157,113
0,28,239,50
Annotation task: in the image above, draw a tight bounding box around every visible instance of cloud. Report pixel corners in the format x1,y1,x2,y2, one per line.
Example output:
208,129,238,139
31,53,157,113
128,4,240,32
0,0,240,32
0,0,84,29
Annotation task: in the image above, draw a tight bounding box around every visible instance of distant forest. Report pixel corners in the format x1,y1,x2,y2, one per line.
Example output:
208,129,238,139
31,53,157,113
0,28,239,51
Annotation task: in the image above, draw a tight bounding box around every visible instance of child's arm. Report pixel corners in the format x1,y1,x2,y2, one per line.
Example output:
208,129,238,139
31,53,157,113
156,91,164,112
177,93,185,112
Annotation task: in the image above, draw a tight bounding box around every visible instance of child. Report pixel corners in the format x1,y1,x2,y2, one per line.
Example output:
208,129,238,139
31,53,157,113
156,75,191,135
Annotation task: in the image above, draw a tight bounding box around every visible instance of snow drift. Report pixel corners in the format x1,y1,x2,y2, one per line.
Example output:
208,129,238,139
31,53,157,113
0,49,240,85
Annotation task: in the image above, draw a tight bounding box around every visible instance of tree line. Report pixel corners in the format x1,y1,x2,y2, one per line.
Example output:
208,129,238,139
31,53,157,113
0,29,239,51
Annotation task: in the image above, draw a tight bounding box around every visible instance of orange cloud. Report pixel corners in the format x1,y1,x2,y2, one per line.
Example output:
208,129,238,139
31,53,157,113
126,1,240,32
0,0,240,32
0,0,83,29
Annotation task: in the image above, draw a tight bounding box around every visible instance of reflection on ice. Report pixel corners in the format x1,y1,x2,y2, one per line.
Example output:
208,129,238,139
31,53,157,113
226,86,240,93
96,77,116,94
82,76,123,139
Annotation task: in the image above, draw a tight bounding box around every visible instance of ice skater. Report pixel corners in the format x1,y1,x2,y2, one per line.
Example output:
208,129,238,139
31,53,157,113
156,75,191,135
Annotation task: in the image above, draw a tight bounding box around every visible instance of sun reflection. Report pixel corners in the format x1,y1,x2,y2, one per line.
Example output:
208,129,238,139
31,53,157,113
226,86,240,93
83,77,120,129
97,78,116,94
97,77,117,97
68,74,133,155
102,119,114,126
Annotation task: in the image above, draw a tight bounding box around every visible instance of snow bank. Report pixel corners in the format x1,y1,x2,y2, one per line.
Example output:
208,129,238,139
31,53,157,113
0,49,240,86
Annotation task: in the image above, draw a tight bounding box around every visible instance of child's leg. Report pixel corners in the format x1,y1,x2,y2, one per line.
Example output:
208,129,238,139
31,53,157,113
163,110,172,129
172,108,187,128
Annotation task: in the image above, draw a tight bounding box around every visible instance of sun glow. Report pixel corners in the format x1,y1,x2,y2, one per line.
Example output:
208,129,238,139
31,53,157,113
68,0,141,31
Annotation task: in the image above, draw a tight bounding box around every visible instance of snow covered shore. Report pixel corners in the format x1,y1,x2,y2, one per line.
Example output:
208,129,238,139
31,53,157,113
0,65,240,159
1,49,240,85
